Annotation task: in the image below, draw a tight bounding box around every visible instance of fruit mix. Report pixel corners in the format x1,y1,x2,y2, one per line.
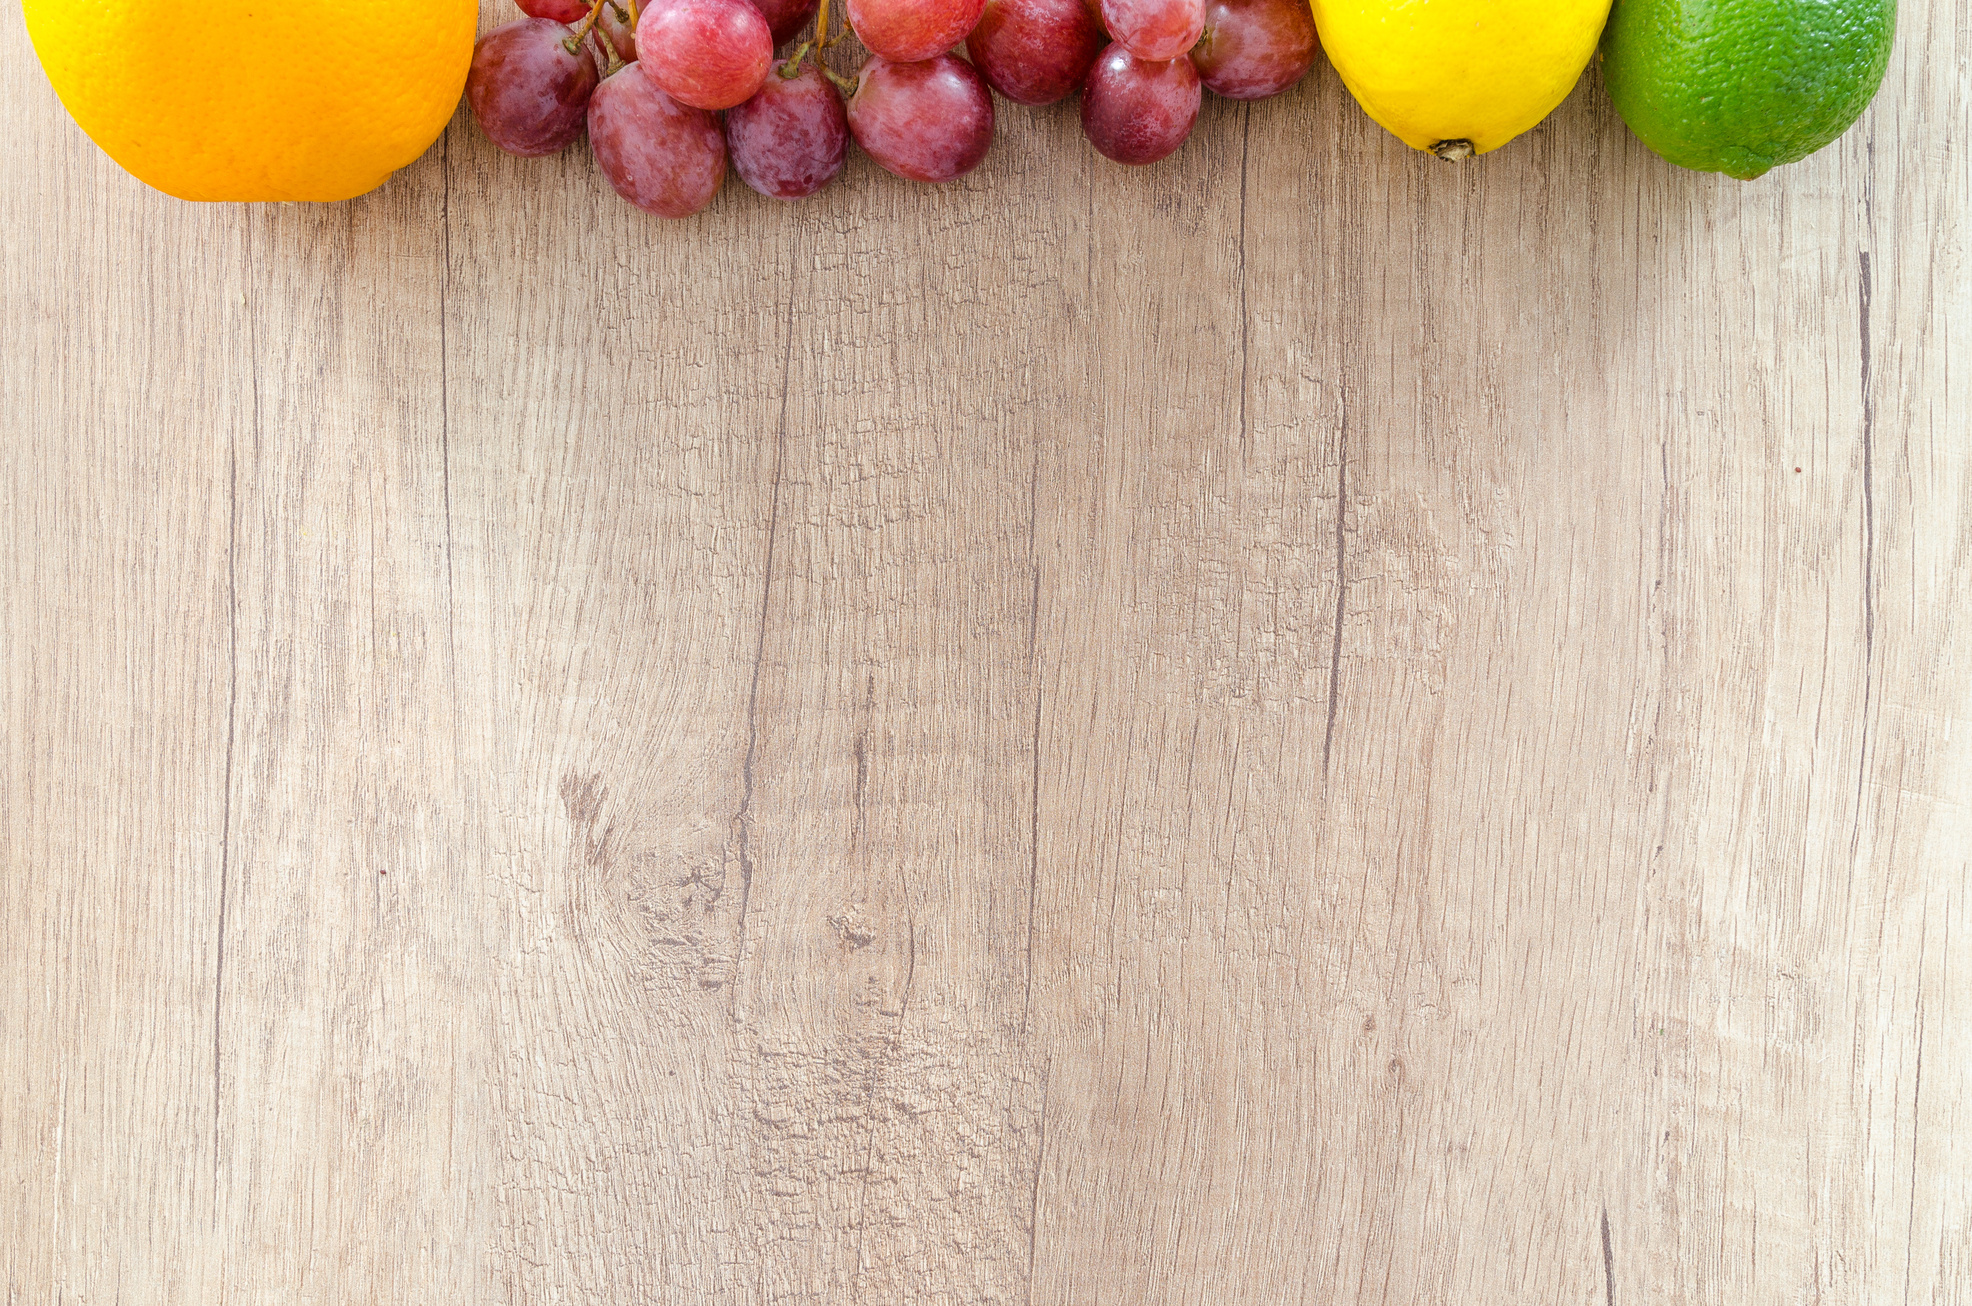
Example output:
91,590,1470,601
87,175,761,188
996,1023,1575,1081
467,0,1318,214
468,0,1897,215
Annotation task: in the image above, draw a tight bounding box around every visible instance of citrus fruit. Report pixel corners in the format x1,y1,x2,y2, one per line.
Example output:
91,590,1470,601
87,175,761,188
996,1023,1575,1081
1311,0,1614,157
24,0,476,202
1601,0,1896,180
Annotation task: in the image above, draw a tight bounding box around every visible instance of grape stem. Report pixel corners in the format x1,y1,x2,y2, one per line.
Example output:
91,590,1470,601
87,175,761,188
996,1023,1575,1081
815,0,845,47
562,0,610,56
784,0,849,83
592,29,628,77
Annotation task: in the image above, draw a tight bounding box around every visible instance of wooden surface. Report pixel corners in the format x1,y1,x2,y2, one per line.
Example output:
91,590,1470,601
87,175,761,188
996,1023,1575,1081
4,1,1969,1300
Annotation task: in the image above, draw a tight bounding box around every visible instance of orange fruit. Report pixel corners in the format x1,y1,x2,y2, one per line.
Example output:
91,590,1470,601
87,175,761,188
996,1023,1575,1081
25,0,476,202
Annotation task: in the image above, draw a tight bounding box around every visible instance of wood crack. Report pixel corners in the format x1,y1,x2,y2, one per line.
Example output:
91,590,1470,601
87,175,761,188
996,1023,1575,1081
213,208,254,1225
1323,409,1348,776
1024,450,1043,1030
215,428,235,1216
439,131,458,673
734,265,800,979
1851,133,1880,891
1860,248,1876,693
1238,102,1251,455
1849,247,1878,892
1025,1058,1052,1306
1601,1207,1615,1306
1903,914,1929,1306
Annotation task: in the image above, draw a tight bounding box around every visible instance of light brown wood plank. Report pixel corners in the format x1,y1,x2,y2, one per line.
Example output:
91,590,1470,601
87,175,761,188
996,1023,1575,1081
0,30,245,1303
3,0,1967,1301
442,101,790,1298
211,179,501,1297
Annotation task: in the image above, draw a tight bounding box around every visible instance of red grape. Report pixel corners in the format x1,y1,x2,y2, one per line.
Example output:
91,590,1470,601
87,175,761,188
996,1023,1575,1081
754,0,823,45
847,54,995,183
597,2,639,63
518,0,592,20
1189,0,1317,100
966,0,1105,105
599,0,816,55
637,0,774,110
468,18,600,157
589,63,728,216
727,60,850,199
1080,44,1199,164
846,0,988,63
1098,0,1200,60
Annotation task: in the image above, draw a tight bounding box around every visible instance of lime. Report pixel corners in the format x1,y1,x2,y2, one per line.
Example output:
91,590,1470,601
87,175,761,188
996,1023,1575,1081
1601,0,1896,180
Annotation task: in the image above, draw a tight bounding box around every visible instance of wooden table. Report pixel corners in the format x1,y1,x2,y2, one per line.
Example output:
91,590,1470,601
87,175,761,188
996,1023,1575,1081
4,4,1968,1301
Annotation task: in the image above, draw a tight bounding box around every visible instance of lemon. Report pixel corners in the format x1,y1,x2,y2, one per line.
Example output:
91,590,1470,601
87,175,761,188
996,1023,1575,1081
1312,0,1614,157
25,0,476,202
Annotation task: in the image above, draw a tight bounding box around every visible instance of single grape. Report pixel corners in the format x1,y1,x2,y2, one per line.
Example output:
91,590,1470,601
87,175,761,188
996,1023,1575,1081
846,0,988,64
637,0,774,110
597,2,639,63
753,0,823,46
1080,43,1199,165
1098,0,1200,61
589,63,727,216
518,0,593,20
966,0,1105,105
847,54,994,183
727,60,850,199
602,0,812,59
1189,0,1317,100
468,18,600,157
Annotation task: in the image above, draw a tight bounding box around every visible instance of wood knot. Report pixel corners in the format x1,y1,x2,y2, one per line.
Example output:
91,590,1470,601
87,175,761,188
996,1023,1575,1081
828,912,878,949
559,770,606,826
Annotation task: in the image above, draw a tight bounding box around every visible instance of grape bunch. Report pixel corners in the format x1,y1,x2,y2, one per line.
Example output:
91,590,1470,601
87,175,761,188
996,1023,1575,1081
467,0,1319,215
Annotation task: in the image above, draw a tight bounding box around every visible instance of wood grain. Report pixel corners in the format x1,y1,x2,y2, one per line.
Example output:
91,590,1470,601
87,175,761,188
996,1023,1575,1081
3,1,1968,1301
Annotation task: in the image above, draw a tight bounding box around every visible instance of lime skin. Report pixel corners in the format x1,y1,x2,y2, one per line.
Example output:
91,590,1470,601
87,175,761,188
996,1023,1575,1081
1601,0,1896,180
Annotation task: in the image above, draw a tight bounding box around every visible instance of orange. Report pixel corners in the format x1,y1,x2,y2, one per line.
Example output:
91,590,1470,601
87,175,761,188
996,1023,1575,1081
25,0,476,202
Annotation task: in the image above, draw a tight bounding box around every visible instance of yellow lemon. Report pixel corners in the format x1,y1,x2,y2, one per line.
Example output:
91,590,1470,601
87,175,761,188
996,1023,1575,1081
1312,0,1613,157
25,0,476,202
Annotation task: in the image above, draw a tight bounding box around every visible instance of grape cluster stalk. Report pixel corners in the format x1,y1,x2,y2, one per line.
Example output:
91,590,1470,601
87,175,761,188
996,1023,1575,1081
467,0,1320,214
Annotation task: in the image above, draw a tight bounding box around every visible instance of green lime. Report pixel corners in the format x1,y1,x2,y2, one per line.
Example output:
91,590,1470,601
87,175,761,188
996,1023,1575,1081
1601,0,1896,180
